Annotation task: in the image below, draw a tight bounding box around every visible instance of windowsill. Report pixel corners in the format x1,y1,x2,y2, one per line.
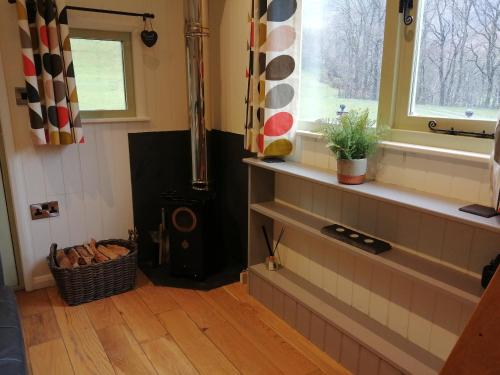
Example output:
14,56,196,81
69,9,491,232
82,116,150,125
296,129,491,164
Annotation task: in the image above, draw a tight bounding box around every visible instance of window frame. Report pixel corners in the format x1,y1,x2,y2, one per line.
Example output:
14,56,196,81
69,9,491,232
393,0,497,135
69,28,136,119
297,0,498,151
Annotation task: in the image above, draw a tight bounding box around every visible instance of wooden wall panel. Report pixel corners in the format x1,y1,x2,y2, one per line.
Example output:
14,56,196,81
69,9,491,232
339,334,360,374
271,286,285,318
271,212,477,363
408,284,436,351
283,293,297,328
296,304,311,339
358,347,380,375
379,361,403,375
249,272,446,375
324,324,342,362
309,314,326,350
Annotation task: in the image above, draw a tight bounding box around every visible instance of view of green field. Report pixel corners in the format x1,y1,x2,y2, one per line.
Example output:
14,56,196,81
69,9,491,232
299,70,498,123
71,38,126,111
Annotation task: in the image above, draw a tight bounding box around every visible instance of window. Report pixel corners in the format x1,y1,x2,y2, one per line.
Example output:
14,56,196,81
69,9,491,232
411,0,499,121
300,0,387,123
70,29,135,119
299,0,499,141
395,0,499,133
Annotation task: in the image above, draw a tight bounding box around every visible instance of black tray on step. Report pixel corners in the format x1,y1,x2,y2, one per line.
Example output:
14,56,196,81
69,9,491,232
321,224,391,255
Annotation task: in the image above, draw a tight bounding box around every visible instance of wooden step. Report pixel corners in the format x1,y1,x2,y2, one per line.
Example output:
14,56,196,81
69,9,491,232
250,264,444,375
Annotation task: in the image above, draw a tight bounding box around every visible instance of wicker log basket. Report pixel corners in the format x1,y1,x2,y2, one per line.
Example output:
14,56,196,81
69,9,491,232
48,239,137,306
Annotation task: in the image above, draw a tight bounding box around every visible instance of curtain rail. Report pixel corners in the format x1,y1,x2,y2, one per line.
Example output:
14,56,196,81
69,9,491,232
7,0,155,19
428,121,495,139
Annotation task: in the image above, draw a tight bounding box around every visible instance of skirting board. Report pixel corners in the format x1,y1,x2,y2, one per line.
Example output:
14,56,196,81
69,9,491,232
32,273,55,290
248,269,437,375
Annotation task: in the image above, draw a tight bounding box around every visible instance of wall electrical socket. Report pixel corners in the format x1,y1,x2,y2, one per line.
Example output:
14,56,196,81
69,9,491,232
30,201,59,220
15,87,28,105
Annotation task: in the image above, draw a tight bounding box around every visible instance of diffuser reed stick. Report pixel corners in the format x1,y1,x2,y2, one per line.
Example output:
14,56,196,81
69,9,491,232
274,227,285,254
261,226,274,257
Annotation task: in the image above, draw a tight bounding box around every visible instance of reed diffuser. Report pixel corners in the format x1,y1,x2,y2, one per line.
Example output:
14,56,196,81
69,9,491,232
261,226,284,271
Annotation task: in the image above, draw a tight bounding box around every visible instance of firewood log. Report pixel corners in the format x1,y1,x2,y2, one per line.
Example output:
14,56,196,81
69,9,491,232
93,247,109,263
55,249,72,269
66,248,81,268
97,245,119,260
75,246,92,265
88,239,109,262
83,243,94,256
90,239,98,255
105,244,130,257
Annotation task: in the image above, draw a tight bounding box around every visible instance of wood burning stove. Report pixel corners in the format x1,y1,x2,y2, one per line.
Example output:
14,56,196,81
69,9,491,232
162,190,217,280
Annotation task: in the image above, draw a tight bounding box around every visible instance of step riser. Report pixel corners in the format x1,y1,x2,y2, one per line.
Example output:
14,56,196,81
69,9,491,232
249,271,436,375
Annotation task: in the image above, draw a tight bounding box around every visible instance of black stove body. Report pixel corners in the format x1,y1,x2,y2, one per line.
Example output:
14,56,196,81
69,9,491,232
162,190,217,280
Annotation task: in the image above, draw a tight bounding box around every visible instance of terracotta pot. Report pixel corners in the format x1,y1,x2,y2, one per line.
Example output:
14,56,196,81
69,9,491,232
337,158,367,185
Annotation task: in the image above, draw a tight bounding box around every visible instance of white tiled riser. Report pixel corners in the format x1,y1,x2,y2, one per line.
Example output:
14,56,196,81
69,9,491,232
275,173,500,277
296,136,492,207
272,221,474,362
22,123,143,285
250,272,406,375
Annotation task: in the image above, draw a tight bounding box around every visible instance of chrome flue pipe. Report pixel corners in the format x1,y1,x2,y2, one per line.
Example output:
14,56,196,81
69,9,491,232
184,0,210,190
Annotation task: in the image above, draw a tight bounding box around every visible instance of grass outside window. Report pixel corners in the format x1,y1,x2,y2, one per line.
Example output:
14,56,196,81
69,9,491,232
70,29,136,119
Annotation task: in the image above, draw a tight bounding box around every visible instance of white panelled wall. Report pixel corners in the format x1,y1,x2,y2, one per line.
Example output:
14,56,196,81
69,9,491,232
260,132,496,367
274,220,474,361
0,0,188,290
23,123,145,285
295,134,492,207
270,154,500,363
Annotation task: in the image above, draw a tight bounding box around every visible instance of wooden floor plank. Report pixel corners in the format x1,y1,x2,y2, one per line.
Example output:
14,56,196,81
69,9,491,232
142,336,200,375
205,321,284,375
201,287,320,375
29,338,74,375
16,289,52,317
84,297,124,331
167,287,226,330
225,283,350,375
20,281,349,375
21,309,61,348
158,309,239,375
47,288,115,375
111,290,166,342
97,324,157,375
136,285,179,314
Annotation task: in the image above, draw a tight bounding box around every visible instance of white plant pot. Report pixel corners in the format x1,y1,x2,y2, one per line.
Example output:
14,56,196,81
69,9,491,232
337,158,367,185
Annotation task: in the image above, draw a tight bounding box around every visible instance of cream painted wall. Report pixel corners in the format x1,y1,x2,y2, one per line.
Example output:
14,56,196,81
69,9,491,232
210,0,248,135
0,0,188,290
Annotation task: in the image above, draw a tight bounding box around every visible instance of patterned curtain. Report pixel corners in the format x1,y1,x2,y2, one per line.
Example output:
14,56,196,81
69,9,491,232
16,0,83,145
245,0,302,157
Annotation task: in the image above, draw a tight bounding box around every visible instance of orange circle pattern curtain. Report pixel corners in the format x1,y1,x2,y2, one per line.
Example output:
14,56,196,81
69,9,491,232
16,0,84,145
245,0,302,157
